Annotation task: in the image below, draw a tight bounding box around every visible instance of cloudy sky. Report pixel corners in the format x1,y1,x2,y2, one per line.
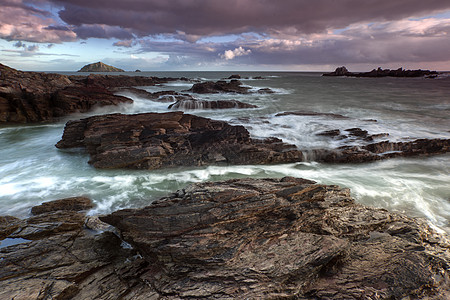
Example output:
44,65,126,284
1,0,450,71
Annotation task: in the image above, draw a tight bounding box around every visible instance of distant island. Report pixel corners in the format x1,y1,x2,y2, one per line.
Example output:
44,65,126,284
323,66,438,78
77,62,124,72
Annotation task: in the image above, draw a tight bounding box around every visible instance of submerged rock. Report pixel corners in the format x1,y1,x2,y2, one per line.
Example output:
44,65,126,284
55,112,303,169
185,79,251,94
100,177,450,299
168,98,257,110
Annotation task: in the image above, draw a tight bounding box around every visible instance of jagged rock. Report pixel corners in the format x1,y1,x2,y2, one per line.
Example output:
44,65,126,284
323,66,351,76
2,179,449,299
168,99,257,110
0,197,153,300
100,177,450,299
323,66,438,77
55,112,303,169
77,62,124,72
313,138,450,163
185,79,251,94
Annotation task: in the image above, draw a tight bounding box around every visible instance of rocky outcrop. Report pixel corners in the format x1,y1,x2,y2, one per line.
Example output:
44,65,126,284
55,112,303,169
0,63,185,123
77,61,124,72
323,66,438,77
100,177,450,299
313,138,450,163
2,178,449,299
115,88,196,103
168,99,257,110
0,197,155,299
185,79,251,94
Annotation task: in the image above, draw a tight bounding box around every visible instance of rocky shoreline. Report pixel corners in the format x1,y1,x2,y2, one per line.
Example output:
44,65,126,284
1,178,449,299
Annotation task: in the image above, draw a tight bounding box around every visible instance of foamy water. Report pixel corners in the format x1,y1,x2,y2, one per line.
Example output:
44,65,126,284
0,72,449,231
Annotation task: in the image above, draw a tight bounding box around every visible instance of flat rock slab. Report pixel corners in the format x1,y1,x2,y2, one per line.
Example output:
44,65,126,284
101,177,450,299
55,112,303,169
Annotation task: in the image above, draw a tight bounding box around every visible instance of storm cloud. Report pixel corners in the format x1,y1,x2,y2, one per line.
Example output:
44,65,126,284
1,0,450,69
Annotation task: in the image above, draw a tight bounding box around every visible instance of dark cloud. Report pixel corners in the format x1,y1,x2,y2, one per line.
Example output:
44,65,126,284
73,24,134,40
52,0,450,38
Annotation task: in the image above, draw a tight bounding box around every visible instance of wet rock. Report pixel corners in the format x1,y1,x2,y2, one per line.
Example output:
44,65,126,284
323,66,351,76
55,112,303,169
0,198,154,299
314,138,450,163
0,63,187,123
31,196,94,215
227,74,241,79
168,99,257,110
257,87,275,94
101,177,450,299
317,129,341,137
275,110,350,119
115,88,195,103
185,79,251,94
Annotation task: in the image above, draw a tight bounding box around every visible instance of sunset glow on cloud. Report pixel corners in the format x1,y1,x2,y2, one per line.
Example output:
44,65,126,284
1,0,450,71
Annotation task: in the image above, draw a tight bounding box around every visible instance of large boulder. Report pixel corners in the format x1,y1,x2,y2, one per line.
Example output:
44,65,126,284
101,177,450,299
55,112,303,169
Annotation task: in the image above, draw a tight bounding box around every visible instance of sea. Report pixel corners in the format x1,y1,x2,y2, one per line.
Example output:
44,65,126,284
1,71,449,232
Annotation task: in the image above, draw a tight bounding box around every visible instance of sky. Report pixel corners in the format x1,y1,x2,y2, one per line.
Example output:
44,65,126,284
1,0,450,71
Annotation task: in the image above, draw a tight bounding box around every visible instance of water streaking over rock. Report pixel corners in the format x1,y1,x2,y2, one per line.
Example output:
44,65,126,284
56,112,302,169
1,178,449,299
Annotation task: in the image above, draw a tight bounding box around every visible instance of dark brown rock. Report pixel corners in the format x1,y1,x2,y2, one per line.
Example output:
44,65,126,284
313,138,450,163
168,99,257,110
185,79,251,94
31,197,94,215
100,177,450,299
227,74,241,79
55,112,303,169
0,63,188,123
0,197,154,300
257,87,275,94
115,88,196,103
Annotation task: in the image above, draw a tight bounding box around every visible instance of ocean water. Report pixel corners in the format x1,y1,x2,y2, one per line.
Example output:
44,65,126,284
1,72,449,232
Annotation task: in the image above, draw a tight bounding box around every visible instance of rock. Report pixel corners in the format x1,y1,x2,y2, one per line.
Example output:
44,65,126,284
313,138,450,163
323,66,439,77
135,69,141,72
55,112,303,169
185,79,251,94
100,177,450,299
0,197,154,299
227,74,241,79
317,129,341,137
116,88,196,103
0,63,187,123
168,99,257,110
77,62,124,72
31,197,94,215
257,87,275,94
323,66,351,76
275,110,350,119
253,76,265,79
